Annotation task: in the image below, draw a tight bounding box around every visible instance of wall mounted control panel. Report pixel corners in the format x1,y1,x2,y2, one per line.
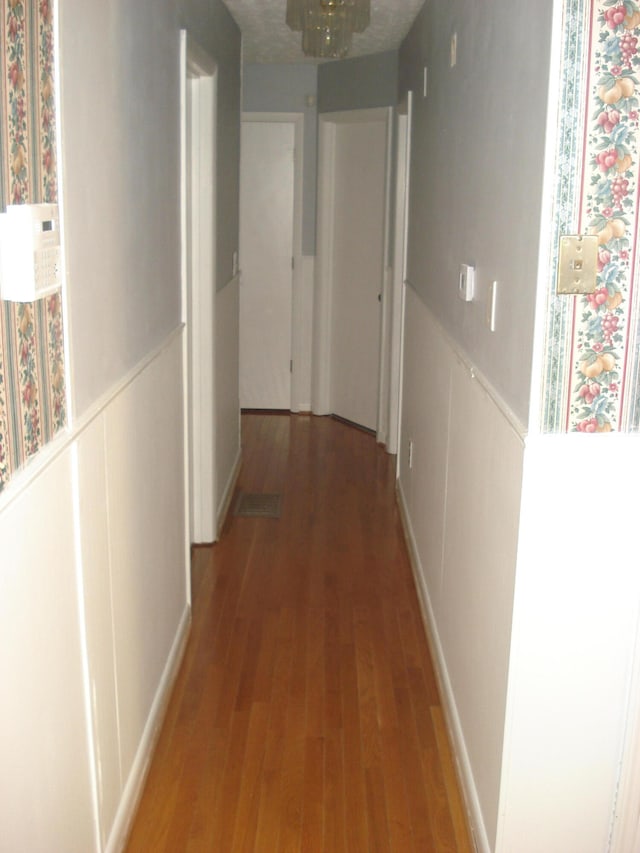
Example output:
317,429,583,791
0,203,62,302
458,262,475,302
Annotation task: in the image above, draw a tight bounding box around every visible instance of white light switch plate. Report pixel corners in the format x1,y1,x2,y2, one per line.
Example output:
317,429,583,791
487,280,497,331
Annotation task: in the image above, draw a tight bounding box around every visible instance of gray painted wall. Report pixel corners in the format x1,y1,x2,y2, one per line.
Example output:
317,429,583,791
318,50,398,113
60,0,241,415
243,63,318,255
399,0,554,424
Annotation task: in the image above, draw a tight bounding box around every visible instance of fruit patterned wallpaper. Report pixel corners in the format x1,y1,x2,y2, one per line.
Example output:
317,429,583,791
0,0,65,494
541,0,640,432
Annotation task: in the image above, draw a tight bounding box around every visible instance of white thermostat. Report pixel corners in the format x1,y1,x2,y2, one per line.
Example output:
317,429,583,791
0,203,62,302
458,263,475,302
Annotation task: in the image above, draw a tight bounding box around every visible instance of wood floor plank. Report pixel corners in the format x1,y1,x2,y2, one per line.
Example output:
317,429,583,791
300,736,324,853
394,685,438,851
323,729,347,853
125,413,474,852
340,642,370,853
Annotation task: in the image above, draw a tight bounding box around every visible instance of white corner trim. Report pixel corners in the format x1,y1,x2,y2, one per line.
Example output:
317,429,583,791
104,605,191,853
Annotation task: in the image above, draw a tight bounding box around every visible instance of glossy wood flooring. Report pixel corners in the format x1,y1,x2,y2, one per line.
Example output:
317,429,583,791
126,413,473,852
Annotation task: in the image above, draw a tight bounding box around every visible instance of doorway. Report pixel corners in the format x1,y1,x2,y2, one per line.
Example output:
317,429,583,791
314,108,390,434
239,115,303,411
389,92,413,461
180,32,217,554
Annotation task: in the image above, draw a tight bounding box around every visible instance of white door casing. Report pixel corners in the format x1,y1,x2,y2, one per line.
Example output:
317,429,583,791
239,118,295,410
391,92,413,467
180,31,217,553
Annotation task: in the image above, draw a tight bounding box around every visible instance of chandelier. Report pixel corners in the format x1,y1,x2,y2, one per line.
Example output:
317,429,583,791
286,0,371,59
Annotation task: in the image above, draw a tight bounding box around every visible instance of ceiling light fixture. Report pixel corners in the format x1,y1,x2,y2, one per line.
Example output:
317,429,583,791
286,0,371,59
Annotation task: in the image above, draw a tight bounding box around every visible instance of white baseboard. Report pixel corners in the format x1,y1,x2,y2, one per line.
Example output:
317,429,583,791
217,445,242,538
105,605,191,853
396,481,489,853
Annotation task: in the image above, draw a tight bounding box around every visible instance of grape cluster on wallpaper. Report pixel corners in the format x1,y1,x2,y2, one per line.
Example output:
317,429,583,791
0,0,66,493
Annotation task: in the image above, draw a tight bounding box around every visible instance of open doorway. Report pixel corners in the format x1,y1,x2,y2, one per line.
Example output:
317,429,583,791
239,113,304,412
180,32,217,560
389,91,413,462
314,108,390,435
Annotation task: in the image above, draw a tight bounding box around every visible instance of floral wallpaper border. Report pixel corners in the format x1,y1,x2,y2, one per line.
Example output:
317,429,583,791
0,0,66,494
541,0,640,432
540,0,589,431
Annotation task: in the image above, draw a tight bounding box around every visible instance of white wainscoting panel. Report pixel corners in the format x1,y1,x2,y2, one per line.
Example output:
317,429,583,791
0,450,97,853
398,285,525,853
104,334,187,783
399,294,452,611
440,354,524,850
76,415,122,848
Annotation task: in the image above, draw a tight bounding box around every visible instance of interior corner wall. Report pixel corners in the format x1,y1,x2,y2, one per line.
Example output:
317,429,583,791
496,432,640,853
317,49,398,114
242,63,318,255
399,0,554,425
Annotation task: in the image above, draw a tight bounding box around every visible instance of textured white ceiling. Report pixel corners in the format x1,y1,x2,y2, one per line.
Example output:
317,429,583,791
221,0,425,64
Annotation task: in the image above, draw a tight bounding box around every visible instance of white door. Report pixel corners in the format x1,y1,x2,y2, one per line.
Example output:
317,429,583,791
330,115,387,431
239,120,294,410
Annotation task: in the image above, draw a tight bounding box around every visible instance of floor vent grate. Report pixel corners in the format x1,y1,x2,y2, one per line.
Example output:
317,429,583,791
234,492,282,519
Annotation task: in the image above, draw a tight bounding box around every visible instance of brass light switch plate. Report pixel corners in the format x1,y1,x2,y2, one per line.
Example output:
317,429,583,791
557,234,598,295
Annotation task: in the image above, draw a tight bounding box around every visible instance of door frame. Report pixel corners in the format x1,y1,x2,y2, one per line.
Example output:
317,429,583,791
390,91,413,466
240,112,304,412
313,107,391,435
180,31,217,568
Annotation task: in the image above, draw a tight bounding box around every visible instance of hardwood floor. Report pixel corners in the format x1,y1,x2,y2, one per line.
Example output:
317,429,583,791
126,413,474,852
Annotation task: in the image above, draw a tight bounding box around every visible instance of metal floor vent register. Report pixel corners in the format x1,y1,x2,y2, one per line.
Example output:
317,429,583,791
234,492,282,519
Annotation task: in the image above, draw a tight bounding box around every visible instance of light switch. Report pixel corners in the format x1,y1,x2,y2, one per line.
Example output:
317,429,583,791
486,280,497,331
557,235,598,294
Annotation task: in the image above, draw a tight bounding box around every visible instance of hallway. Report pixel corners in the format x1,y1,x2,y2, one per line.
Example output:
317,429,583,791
126,413,473,852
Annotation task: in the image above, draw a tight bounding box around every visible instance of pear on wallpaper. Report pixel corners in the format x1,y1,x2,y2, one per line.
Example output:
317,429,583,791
52,364,64,391
11,146,25,176
41,75,53,102
19,305,32,336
